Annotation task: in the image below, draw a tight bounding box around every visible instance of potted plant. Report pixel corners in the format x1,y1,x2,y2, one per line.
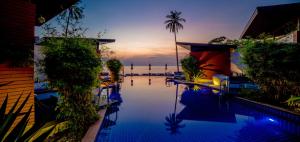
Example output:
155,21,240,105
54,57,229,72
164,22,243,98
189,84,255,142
106,59,123,82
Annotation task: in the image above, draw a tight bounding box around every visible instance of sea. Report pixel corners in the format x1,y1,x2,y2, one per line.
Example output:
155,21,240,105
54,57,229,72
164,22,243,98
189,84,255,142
103,66,182,74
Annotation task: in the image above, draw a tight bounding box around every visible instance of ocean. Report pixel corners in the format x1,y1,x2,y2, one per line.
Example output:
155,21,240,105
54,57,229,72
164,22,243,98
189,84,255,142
103,66,182,74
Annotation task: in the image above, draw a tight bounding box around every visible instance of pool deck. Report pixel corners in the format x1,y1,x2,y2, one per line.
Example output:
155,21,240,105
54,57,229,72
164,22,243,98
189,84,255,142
82,108,107,142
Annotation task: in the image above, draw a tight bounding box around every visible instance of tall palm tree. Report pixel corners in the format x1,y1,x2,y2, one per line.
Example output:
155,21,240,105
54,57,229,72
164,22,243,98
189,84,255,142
60,1,84,37
165,11,186,72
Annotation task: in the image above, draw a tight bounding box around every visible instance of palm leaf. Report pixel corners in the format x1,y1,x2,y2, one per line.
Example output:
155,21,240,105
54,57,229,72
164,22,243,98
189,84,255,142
0,94,30,139
0,94,8,124
0,94,22,138
31,126,56,142
24,121,59,142
0,92,55,142
3,106,33,141
17,124,41,142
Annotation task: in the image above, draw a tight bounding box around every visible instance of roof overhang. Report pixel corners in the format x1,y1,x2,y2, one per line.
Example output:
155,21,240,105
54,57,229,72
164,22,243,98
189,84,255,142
241,2,300,38
33,0,79,26
177,42,236,52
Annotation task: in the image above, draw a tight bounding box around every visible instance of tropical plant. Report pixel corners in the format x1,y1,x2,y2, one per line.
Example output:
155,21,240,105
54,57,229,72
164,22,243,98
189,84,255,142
286,96,300,112
106,59,123,82
42,38,101,140
0,94,57,141
58,0,84,37
208,36,229,44
181,56,204,81
40,1,104,140
237,36,300,103
165,10,186,72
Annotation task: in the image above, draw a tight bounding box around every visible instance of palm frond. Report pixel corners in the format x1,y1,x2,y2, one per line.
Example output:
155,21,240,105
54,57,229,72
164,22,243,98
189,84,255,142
0,92,57,141
165,10,186,33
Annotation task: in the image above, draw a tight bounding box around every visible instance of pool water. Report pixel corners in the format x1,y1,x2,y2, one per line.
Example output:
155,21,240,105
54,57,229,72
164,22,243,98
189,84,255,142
96,77,300,142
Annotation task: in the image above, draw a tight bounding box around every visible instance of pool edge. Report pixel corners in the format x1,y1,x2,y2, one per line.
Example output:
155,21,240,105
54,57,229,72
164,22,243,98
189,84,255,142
82,108,107,142
235,97,300,122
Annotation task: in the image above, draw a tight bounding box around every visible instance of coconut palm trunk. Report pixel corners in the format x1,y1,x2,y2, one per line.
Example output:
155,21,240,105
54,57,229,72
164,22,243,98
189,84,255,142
65,9,71,37
174,32,179,72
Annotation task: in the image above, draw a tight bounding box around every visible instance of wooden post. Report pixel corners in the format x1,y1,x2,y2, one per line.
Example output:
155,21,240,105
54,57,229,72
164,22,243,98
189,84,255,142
149,64,151,76
131,63,133,76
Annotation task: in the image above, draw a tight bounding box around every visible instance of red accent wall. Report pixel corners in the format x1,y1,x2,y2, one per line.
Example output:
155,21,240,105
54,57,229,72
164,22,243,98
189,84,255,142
0,0,35,125
190,50,231,79
0,0,35,47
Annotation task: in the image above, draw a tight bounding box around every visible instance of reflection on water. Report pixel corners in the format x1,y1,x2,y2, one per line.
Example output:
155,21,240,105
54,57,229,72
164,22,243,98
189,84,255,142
165,84,185,134
129,76,170,87
97,77,300,142
165,113,185,134
101,85,123,130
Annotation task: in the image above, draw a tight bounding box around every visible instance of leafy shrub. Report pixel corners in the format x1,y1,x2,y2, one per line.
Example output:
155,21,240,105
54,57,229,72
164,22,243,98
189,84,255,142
238,38,300,103
42,38,101,139
181,56,204,81
106,59,123,82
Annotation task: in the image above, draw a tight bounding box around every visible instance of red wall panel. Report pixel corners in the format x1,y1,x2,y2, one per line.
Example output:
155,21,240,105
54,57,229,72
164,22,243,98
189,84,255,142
0,0,35,48
190,50,231,79
0,0,36,125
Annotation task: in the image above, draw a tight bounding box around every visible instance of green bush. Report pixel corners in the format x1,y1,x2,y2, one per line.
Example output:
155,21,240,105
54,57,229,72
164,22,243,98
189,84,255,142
106,59,123,82
181,56,204,81
238,38,300,103
42,38,101,139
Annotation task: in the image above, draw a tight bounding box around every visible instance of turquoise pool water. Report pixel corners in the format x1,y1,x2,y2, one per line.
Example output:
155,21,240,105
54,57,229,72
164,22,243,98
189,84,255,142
96,77,300,142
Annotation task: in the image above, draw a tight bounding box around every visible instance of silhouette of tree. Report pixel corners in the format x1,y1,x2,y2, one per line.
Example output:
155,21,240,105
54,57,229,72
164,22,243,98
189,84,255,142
59,1,84,37
165,11,186,72
165,113,185,134
165,85,185,134
209,36,227,44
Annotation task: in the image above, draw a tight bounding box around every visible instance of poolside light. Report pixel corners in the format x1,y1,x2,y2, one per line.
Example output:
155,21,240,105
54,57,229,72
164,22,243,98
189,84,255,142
268,118,275,122
264,117,278,124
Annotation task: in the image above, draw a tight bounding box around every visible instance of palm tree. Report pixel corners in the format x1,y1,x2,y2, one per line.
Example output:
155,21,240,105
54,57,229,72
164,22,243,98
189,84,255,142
60,1,84,37
165,11,186,72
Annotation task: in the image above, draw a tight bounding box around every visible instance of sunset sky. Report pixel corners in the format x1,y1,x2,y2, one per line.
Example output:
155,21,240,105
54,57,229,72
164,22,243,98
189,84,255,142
36,0,299,65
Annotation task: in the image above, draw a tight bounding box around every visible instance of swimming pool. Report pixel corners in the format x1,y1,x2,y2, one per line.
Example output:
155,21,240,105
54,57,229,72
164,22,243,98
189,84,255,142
96,77,300,142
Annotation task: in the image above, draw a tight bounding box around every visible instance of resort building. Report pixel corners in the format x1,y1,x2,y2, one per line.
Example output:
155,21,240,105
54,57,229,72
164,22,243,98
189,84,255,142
241,2,300,43
0,0,79,124
177,42,237,79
